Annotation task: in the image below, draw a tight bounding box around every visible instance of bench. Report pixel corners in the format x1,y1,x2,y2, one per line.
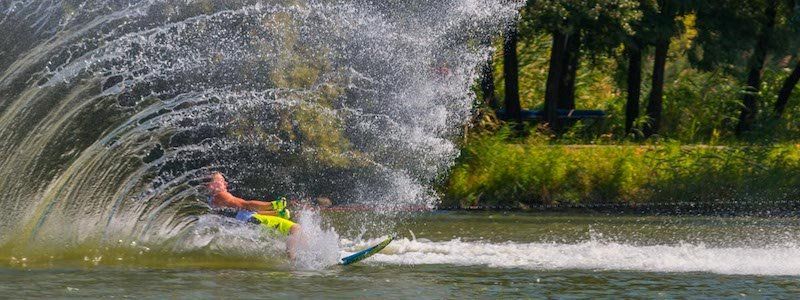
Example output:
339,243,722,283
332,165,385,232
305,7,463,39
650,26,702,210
496,109,606,121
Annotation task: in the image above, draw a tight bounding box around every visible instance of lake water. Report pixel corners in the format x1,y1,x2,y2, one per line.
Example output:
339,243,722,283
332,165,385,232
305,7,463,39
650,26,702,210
2,212,800,298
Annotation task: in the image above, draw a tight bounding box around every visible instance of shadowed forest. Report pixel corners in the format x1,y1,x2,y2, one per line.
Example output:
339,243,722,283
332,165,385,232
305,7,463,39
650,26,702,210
445,0,800,211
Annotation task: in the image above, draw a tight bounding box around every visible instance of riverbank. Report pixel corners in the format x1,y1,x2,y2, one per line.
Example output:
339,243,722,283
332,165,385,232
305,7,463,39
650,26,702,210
443,133,800,212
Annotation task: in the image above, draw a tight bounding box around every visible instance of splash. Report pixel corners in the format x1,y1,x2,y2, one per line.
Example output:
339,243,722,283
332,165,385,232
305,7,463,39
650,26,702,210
0,0,520,260
290,210,341,269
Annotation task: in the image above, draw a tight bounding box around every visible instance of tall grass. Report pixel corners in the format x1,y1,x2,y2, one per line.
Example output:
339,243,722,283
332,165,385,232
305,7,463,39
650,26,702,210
444,130,800,209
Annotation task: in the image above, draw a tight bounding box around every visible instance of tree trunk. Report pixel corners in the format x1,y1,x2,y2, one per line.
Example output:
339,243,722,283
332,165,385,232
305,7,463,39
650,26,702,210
644,38,669,137
553,31,581,131
480,54,497,109
544,30,568,131
558,31,580,110
625,42,643,135
503,25,521,124
736,2,777,134
774,60,800,118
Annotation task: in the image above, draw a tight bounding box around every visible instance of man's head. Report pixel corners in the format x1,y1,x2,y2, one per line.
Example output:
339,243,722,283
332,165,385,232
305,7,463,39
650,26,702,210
208,172,228,193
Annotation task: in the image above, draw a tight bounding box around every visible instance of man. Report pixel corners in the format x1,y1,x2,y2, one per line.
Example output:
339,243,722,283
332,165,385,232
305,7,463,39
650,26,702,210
207,172,301,257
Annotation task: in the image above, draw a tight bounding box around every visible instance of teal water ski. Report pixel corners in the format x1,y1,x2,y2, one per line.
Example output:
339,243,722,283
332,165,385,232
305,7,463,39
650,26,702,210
340,236,394,266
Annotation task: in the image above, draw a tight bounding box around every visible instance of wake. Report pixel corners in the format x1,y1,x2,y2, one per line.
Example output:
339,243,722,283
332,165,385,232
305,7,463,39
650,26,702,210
363,237,800,276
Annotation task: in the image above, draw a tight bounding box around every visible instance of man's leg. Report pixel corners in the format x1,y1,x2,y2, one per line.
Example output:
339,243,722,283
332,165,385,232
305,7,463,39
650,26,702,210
286,224,302,260
250,214,301,259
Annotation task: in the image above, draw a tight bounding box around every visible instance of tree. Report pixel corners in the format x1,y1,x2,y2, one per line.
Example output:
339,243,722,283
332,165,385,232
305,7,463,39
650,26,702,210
691,0,797,132
480,46,497,110
521,0,641,132
775,60,800,117
638,0,697,137
736,1,778,134
558,30,581,111
503,24,522,125
606,0,696,137
774,1,800,117
543,31,568,131
624,40,643,135
644,36,670,137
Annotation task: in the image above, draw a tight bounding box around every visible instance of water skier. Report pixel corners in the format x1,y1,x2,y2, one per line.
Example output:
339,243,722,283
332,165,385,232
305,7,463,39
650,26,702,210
206,172,302,258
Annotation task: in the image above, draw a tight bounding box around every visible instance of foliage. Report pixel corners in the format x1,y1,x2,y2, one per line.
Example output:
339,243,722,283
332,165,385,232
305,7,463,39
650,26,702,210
458,2,800,207
519,0,642,37
445,130,800,208
487,8,800,143
690,0,799,75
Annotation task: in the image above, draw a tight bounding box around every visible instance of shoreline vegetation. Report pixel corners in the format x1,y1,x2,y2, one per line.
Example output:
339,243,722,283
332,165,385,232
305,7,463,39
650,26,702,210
440,1,800,213
442,128,800,214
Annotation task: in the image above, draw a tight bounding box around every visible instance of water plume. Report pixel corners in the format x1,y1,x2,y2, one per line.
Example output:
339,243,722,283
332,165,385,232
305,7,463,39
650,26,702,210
0,0,520,261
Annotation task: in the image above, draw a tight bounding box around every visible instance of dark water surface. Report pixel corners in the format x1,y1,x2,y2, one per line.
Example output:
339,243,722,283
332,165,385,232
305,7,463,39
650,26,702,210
2,212,799,298
2,265,798,298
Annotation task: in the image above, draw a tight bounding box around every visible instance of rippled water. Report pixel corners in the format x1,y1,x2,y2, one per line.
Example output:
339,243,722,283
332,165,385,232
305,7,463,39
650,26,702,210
2,212,799,298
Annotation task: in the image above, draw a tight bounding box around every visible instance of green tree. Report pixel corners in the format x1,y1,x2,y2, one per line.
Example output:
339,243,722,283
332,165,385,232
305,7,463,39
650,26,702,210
623,36,643,135
776,59,800,117
480,44,498,110
503,23,523,125
774,1,800,117
632,0,696,137
737,1,778,134
691,0,798,133
520,0,640,132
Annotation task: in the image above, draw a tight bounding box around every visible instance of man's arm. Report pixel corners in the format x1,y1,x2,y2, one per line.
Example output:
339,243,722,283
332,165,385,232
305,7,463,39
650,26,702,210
211,190,274,212
207,172,282,214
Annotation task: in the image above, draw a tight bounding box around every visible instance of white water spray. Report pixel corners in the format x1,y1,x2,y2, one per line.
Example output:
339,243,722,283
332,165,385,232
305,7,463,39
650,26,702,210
0,0,520,249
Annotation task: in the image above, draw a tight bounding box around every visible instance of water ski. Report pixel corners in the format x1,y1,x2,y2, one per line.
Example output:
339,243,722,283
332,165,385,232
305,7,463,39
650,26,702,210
339,236,394,266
